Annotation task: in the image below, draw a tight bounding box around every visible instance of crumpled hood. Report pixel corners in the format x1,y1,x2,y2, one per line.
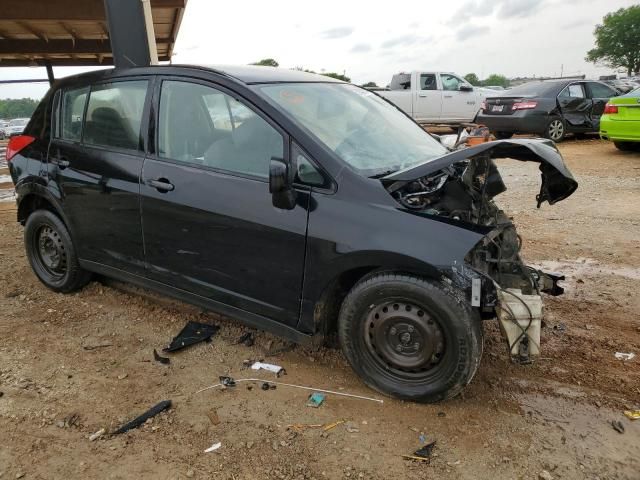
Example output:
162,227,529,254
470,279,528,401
382,138,578,206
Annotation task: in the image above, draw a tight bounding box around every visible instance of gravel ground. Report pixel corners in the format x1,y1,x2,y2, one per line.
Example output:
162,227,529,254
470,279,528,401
0,138,638,480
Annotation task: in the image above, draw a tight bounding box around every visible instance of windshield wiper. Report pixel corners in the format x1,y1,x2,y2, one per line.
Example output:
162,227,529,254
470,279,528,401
369,168,398,179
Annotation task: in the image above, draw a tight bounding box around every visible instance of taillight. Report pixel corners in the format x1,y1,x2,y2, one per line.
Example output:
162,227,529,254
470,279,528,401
512,101,538,110
480,100,486,111
604,103,618,114
6,135,35,162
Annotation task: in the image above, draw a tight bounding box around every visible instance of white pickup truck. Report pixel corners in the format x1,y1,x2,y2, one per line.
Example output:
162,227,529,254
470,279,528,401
376,72,488,124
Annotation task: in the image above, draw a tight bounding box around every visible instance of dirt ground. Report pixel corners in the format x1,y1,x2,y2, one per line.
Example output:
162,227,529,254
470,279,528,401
0,138,638,480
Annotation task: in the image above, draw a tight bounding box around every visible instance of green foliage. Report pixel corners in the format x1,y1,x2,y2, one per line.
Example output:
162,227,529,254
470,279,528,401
481,74,510,88
0,98,39,119
361,81,378,88
321,72,351,82
464,73,480,86
586,6,640,76
250,58,279,67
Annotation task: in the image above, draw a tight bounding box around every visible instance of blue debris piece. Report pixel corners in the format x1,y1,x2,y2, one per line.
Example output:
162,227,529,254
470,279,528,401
306,392,326,408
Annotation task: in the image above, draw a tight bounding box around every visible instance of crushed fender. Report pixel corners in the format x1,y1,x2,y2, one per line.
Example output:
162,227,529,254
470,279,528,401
113,400,172,434
163,321,219,353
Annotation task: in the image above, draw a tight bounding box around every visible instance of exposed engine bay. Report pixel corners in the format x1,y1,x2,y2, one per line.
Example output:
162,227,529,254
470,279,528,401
381,139,578,363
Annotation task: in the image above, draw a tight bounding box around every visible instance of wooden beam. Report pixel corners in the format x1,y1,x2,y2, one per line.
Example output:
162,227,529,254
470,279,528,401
0,38,171,55
18,21,48,42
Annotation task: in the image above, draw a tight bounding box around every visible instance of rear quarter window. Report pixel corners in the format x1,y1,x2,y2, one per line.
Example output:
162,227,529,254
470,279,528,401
60,86,89,142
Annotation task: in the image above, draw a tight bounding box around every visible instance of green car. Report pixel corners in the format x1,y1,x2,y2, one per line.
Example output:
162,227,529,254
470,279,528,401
600,87,640,151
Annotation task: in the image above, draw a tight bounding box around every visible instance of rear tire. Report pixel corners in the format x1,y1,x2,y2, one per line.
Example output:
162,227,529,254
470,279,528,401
493,131,514,140
544,116,566,142
614,141,638,152
338,273,483,403
24,209,92,293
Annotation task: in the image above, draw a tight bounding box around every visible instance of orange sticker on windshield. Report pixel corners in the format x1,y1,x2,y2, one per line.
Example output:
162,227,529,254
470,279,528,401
280,90,305,104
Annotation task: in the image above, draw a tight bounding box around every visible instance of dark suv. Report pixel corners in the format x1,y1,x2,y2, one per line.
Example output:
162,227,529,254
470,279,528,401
8,65,577,402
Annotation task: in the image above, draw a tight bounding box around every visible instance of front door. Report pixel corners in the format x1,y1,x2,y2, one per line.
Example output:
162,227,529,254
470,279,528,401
439,73,476,121
49,79,150,276
140,79,308,325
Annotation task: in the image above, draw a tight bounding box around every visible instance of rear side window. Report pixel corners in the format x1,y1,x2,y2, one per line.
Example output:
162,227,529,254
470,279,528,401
587,82,616,99
158,80,283,178
84,81,148,151
61,86,89,141
559,84,585,99
420,74,437,91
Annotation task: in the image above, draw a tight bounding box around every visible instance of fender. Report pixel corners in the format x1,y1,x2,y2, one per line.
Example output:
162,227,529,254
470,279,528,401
15,181,76,239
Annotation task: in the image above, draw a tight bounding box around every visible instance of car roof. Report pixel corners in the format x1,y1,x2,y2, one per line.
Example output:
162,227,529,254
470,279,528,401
55,64,342,87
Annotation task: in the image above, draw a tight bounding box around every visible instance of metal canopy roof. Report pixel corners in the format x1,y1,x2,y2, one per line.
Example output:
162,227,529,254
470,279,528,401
0,0,187,67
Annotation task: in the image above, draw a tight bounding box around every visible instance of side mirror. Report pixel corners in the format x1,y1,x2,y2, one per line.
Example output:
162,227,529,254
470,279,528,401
269,157,297,210
459,85,473,92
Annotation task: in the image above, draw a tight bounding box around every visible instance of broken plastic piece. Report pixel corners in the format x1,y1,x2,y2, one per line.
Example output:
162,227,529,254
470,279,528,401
614,352,636,361
219,376,236,387
206,409,220,425
414,440,437,458
113,400,172,434
251,361,285,376
611,420,625,434
624,410,640,420
204,442,221,453
236,332,255,347
306,392,325,408
322,420,344,431
89,428,106,441
261,382,270,391
153,349,170,365
163,321,219,352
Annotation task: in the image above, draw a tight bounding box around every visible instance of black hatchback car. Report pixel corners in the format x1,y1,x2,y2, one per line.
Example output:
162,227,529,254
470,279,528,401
477,79,619,142
8,65,577,402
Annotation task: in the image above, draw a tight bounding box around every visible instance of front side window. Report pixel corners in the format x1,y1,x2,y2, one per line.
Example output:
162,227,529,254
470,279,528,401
587,82,616,99
84,81,148,150
158,80,283,178
258,83,447,176
440,74,465,91
420,74,437,91
60,86,89,141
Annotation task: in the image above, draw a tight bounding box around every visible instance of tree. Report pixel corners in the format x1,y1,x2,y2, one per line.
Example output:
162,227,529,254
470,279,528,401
250,58,279,67
0,98,39,119
482,74,509,88
464,73,480,86
361,81,378,88
321,72,351,82
586,6,640,76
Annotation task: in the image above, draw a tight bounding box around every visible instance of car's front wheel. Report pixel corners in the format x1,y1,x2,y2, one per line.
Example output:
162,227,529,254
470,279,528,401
544,116,566,142
24,209,92,293
338,273,483,402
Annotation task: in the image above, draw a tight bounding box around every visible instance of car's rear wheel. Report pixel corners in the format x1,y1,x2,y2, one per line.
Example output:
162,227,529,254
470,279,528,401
493,131,514,140
25,209,91,293
544,117,566,142
614,141,639,152
338,273,483,402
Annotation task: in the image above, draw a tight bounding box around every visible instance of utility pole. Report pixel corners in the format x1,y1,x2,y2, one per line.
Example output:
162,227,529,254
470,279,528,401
560,64,564,78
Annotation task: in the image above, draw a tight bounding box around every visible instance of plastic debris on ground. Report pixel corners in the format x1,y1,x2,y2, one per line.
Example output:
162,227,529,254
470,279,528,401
113,400,172,434
306,392,325,408
344,421,359,433
219,376,236,387
402,440,437,462
623,410,640,420
163,321,219,353
153,349,170,364
206,409,220,425
204,442,221,453
236,331,255,347
611,420,625,434
89,428,106,441
614,352,636,361
250,361,285,377
322,420,345,432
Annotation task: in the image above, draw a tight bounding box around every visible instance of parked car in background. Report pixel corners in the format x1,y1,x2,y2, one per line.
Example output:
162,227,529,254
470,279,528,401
483,85,506,91
600,87,640,151
0,119,9,139
477,79,619,142
4,118,30,138
376,71,487,124
604,79,640,94
7,65,576,402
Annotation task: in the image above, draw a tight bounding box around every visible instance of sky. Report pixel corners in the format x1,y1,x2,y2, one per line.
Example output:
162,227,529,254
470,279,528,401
0,0,637,99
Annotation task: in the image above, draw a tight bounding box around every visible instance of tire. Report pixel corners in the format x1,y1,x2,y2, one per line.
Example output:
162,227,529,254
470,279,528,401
24,209,92,293
614,141,638,152
338,273,483,403
544,116,566,142
493,131,514,140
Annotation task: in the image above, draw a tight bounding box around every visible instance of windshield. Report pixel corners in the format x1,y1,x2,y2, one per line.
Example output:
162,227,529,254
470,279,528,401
257,83,447,176
9,118,28,126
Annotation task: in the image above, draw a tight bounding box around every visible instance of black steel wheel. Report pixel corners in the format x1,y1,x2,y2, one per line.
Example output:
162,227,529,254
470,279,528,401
24,209,91,292
338,273,483,402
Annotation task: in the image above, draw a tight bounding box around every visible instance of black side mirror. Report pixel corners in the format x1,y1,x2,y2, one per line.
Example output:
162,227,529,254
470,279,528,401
459,85,473,92
269,157,297,210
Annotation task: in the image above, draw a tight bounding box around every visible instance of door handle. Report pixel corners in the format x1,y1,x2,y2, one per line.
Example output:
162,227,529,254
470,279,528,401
50,157,70,169
148,178,175,192
418,94,428,97
444,95,453,98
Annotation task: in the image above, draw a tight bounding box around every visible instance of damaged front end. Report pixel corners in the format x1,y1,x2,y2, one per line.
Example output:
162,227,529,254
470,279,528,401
382,139,578,363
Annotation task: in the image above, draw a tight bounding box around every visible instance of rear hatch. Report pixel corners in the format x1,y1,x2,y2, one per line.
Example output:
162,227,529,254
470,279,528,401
610,96,640,120
483,95,535,115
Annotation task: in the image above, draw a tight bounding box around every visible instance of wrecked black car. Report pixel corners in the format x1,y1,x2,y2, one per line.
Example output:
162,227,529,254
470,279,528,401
8,65,577,402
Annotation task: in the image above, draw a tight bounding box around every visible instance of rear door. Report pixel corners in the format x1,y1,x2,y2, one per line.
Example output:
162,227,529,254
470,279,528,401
48,78,150,275
557,82,592,129
585,81,618,128
140,78,309,326
413,73,442,122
